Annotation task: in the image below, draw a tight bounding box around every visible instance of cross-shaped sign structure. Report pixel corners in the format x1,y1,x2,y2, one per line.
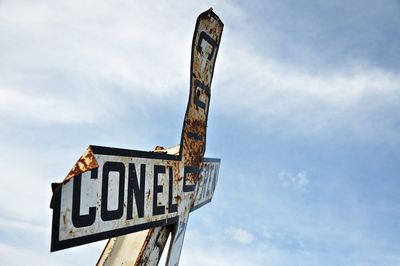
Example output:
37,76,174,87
50,9,223,265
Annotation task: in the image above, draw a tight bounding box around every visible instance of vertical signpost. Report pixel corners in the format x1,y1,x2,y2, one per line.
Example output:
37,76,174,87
50,9,223,266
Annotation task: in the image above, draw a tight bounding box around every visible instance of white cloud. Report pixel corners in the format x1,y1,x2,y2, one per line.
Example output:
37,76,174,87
279,171,309,190
0,213,106,266
0,87,105,124
0,243,61,266
1,0,399,143
226,226,255,245
214,29,400,141
0,217,47,234
0,236,105,266
0,0,213,124
181,216,400,266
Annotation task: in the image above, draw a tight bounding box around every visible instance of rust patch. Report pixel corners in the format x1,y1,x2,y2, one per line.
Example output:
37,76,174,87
50,146,99,209
146,190,151,199
153,146,166,153
175,175,183,182
174,161,183,182
96,238,116,266
135,228,154,266
64,146,99,183
174,195,182,203
178,9,224,190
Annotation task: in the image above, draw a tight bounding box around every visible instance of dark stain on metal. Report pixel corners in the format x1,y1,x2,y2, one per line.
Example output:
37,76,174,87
174,195,182,203
146,190,151,199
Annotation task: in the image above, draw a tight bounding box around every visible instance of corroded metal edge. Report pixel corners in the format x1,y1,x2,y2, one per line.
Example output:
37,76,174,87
135,228,155,266
134,227,171,266
153,145,180,156
96,237,117,265
64,146,99,183
166,8,223,265
49,146,99,209
96,230,149,266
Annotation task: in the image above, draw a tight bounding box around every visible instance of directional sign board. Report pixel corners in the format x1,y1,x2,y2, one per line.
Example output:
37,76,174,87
51,147,220,251
50,9,223,264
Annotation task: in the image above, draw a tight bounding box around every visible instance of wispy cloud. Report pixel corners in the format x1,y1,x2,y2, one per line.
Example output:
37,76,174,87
215,39,400,141
279,171,309,190
226,226,255,245
2,0,399,144
0,87,107,124
0,217,47,234
0,0,206,124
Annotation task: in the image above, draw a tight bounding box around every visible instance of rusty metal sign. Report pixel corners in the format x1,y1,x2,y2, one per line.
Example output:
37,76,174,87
50,9,223,265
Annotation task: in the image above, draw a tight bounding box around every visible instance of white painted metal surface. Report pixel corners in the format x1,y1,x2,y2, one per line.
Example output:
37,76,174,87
51,148,220,252
97,230,149,266
57,153,182,243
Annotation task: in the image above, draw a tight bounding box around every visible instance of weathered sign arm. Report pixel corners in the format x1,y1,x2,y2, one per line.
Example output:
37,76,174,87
50,8,223,266
166,9,223,265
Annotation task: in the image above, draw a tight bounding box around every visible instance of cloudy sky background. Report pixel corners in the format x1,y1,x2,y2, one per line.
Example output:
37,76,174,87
1,0,400,265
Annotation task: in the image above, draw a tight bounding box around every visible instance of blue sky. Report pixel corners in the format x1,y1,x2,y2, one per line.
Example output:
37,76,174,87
1,0,400,265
